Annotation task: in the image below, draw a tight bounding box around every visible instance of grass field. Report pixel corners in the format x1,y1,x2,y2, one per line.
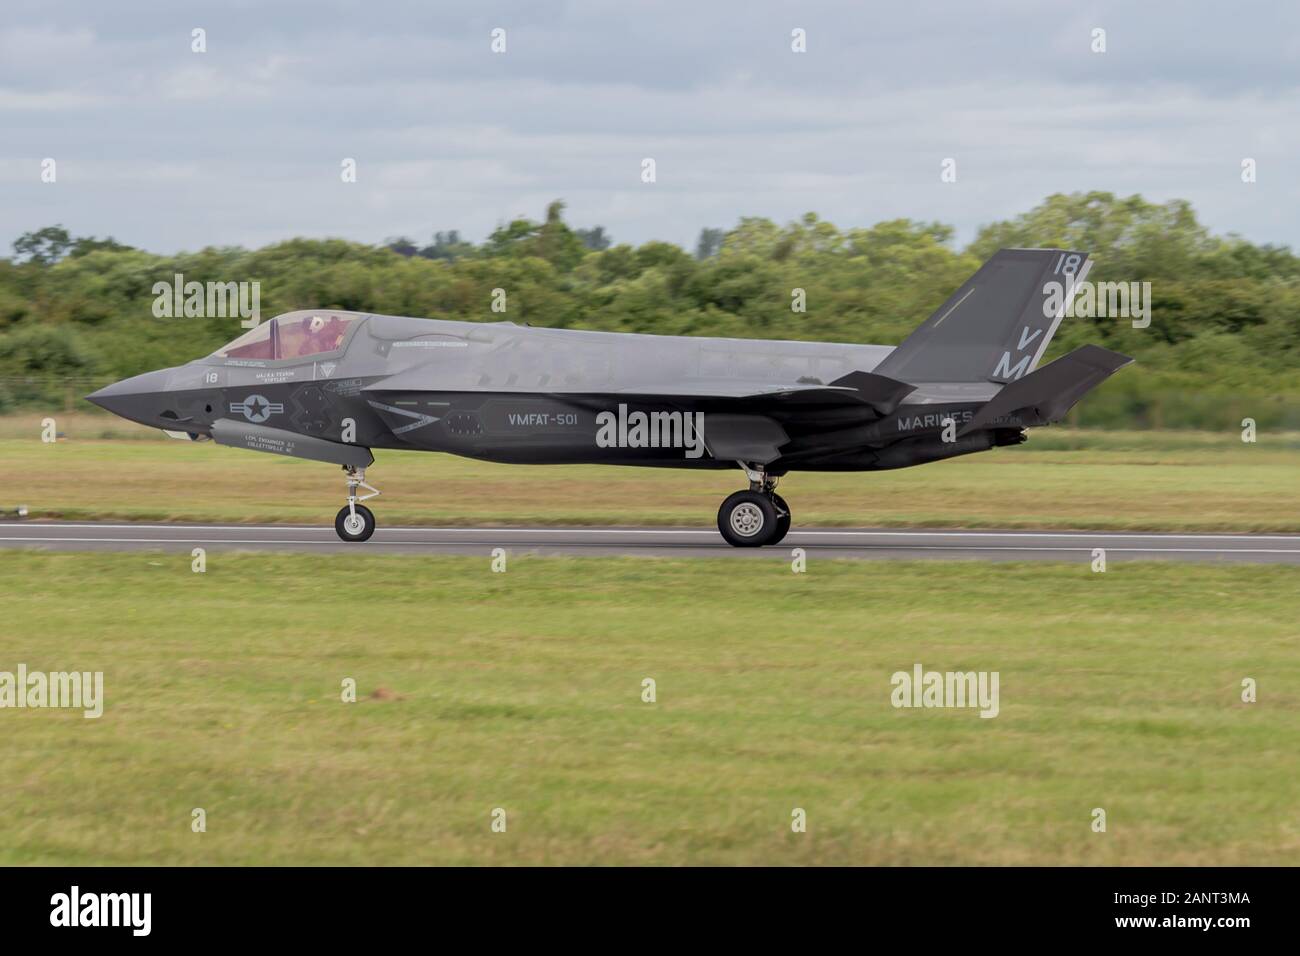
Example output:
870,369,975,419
3,412,1298,531
0,551,1295,865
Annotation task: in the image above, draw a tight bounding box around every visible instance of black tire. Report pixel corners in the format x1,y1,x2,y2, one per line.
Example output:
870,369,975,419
769,493,792,546
717,490,779,547
335,504,376,542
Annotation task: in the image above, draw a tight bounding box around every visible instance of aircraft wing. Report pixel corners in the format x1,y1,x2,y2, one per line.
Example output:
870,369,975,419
605,374,913,413
602,379,854,398
363,369,914,413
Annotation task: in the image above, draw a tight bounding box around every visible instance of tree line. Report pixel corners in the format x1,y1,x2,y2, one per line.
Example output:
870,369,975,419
1,193,1296,429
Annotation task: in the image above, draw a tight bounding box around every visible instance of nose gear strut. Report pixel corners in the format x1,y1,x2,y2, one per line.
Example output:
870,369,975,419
335,465,380,542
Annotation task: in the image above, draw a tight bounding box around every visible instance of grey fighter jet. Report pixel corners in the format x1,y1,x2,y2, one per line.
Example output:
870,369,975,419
88,248,1132,546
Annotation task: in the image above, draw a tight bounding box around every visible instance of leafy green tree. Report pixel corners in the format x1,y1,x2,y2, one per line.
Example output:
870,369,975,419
575,226,612,252
13,226,75,265
695,228,724,260
0,195,1296,428
384,237,420,258
420,230,474,261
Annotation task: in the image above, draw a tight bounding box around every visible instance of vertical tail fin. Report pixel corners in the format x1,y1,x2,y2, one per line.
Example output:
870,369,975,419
873,248,1090,385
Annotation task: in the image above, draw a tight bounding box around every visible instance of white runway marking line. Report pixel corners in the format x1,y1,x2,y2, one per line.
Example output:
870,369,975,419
0,537,1295,555
7,523,1300,542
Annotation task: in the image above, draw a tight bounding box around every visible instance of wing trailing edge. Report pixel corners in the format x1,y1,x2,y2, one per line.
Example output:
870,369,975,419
364,370,913,411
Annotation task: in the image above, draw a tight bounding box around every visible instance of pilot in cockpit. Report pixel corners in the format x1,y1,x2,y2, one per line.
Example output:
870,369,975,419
303,314,346,354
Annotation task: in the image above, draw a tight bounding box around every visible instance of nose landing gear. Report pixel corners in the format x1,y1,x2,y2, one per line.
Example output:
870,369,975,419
717,462,791,548
335,465,380,542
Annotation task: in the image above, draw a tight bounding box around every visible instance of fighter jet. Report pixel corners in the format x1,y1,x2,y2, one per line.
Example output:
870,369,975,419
88,248,1132,546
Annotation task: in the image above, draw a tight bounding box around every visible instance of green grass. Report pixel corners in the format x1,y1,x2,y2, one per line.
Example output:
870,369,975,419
3,415,1298,530
0,552,1296,865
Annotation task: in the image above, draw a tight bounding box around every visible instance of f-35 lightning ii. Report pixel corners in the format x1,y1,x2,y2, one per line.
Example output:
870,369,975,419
88,248,1132,546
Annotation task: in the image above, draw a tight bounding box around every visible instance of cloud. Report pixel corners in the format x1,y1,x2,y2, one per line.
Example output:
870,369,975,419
0,0,1297,254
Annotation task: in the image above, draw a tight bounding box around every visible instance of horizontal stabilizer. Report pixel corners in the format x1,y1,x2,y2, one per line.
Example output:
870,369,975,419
957,345,1133,436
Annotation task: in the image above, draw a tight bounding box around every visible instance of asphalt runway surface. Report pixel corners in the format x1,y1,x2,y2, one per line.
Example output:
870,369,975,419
0,521,1297,563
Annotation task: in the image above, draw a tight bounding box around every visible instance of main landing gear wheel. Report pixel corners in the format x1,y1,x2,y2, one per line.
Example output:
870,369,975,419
718,490,779,548
335,464,381,542
718,461,791,548
335,504,376,542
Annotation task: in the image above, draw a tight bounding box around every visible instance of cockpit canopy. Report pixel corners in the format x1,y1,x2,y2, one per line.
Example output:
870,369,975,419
213,310,364,361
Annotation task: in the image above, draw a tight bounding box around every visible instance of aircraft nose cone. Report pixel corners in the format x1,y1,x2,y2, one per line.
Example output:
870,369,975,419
86,368,175,425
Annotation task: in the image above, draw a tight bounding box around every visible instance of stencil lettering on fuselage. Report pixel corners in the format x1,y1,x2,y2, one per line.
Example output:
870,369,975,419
483,401,585,433
896,409,974,433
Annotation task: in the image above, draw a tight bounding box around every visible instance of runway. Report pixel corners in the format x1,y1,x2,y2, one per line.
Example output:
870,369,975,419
0,521,1297,563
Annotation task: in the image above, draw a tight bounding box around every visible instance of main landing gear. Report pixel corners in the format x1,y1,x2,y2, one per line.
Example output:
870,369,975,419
717,462,791,548
331,461,793,548
335,465,380,542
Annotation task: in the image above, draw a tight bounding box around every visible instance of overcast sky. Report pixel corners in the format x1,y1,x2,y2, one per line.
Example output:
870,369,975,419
2,0,1298,255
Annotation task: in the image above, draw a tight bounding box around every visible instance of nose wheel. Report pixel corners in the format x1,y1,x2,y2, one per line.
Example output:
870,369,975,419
335,465,380,542
717,463,791,548
336,503,376,542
